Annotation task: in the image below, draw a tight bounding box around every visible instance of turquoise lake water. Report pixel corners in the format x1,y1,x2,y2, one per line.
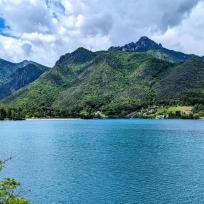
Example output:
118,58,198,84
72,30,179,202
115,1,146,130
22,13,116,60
0,119,204,203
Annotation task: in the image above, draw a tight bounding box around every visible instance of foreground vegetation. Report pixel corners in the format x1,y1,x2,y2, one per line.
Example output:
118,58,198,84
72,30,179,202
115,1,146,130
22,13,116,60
0,159,28,204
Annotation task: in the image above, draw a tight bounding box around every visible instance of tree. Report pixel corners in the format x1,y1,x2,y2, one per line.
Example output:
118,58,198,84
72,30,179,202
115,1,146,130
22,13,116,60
0,109,6,120
0,159,28,204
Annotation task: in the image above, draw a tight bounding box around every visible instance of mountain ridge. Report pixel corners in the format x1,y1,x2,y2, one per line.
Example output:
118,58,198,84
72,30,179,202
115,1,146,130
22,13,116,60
1,36,204,119
109,36,195,62
0,59,49,100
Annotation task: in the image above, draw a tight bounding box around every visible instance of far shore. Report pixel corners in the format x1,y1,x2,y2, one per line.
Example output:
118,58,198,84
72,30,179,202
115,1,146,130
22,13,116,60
26,118,82,121
25,117,204,121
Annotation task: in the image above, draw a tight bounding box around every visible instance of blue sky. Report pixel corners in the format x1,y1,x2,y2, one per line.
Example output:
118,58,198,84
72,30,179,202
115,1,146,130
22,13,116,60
0,0,203,66
0,17,4,27
0,17,5,32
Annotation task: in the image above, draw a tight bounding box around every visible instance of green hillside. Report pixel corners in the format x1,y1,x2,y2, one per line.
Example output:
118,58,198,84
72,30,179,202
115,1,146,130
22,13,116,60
2,46,204,119
154,57,204,105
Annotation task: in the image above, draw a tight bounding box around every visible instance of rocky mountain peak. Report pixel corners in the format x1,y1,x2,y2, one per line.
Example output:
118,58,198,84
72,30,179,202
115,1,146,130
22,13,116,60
109,36,162,52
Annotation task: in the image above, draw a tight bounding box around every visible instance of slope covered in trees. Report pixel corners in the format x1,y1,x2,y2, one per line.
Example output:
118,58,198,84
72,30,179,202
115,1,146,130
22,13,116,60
2,42,204,118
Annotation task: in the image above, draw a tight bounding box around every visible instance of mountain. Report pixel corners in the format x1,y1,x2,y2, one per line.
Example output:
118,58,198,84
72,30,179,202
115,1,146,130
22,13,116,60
0,59,19,84
2,42,204,118
0,59,49,100
109,36,162,52
155,56,204,104
109,36,194,62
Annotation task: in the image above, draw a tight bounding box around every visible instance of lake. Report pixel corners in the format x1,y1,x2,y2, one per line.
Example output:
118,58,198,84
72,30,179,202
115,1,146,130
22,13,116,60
0,119,204,203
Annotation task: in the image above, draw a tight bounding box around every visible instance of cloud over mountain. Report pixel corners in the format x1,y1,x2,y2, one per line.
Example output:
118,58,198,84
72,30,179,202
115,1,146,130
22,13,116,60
0,0,202,66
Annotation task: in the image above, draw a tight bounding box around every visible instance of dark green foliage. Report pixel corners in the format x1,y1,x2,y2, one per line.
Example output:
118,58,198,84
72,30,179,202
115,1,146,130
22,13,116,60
0,159,28,204
56,47,96,66
193,104,204,118
167,111,195,119
0,107,25,120
155,57,204,105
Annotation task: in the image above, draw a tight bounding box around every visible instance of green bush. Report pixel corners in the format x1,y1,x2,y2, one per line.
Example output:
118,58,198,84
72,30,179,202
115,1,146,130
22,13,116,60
0,160,28,204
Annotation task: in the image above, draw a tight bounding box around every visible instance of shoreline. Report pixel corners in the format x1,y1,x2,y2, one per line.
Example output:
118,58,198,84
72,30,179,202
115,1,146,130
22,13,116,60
25,117,204,121
0,118,203,121
26,118,82,121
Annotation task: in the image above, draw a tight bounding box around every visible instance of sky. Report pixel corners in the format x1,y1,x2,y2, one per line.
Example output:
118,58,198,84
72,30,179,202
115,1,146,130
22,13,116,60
0,0,203,66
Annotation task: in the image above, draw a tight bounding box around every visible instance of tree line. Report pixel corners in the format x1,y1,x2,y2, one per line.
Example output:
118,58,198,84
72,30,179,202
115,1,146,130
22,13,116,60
0,107,25,120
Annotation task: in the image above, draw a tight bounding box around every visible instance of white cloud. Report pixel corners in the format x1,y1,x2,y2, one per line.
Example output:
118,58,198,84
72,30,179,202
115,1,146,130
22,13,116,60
152,1,204,56
0,0,202,66
22,33,56,43
0,35,26,62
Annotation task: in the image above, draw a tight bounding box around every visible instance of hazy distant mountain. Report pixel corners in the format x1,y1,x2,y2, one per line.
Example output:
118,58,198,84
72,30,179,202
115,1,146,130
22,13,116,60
3,39,204,118
109,36,195,62
0,59,49,99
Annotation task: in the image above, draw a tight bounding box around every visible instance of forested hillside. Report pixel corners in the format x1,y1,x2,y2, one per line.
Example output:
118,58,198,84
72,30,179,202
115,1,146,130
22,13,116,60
1,37,204,119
